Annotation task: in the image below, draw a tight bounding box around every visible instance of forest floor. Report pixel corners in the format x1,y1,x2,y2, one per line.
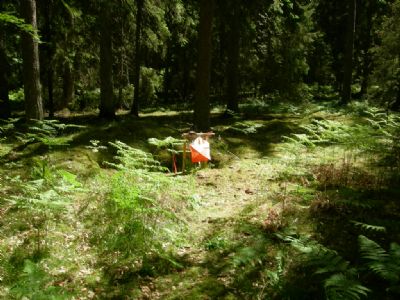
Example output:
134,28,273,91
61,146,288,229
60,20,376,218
1,102,399,299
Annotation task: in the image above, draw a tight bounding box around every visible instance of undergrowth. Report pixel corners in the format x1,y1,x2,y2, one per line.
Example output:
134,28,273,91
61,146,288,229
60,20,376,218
1,103,399,299
90,141,193,287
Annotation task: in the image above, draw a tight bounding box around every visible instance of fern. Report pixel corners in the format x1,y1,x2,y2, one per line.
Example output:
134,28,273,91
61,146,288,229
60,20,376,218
277,234,370,299
324,273,370,300
228,121,264,135
10,260,71,299
351,221,386,233
359,235,400,284
97,142,187,270
148,136,184,154
107,141,167,172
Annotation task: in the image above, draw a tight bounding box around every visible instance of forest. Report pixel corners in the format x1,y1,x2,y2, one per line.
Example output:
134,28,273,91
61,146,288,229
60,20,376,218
0,0,400,299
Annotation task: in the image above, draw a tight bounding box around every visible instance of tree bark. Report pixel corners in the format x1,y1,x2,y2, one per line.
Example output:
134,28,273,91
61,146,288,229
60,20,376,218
43,0,54,117
0,18,10,118
360,4,372,97
99,4,115,118
21,0,44,120
225,1,240,114
62,61,75,109
341,0,356,105
131,0,144,116
194,0,214,131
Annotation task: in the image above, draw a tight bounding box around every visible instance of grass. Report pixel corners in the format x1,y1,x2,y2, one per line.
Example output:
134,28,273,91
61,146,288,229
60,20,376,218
0,102,399,299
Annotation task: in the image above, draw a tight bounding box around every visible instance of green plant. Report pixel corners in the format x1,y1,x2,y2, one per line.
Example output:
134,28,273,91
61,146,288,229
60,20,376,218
96,141,188,273
204,236,227,251
8,89,25,103
277,234,370,300
359,235,400,293
148,136,185,172
16,120,84,148
106,141,166,172
10,260,72,299
228,121,264,135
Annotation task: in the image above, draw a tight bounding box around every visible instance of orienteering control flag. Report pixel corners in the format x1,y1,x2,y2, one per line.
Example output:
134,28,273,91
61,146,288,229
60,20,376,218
190,137,211,163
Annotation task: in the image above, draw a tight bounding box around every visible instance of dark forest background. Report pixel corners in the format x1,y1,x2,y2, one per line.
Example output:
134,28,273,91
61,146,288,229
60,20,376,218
1,0,399,125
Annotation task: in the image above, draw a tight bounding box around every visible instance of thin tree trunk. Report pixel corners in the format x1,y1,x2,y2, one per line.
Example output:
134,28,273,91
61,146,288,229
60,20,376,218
163,40,173,103
117,0,125,109
182,47,189,101
61,12,75,111
43,0,54,117
360,5,372,97
225,1,240,114
21,0,43,120
131,0,144,116
99,5,115,118
341,0,356,105
194,0,214,131
62,62,74,109
0,18,10,118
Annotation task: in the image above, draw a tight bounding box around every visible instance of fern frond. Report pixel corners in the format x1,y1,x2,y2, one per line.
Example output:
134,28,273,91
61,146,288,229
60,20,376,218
325,273,370,300
359,235,400,282
359,235,388,261
108,141,167,172
351,221,386,233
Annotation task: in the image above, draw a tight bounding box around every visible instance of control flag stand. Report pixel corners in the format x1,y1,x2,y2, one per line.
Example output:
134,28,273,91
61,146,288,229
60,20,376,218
182,131,215,173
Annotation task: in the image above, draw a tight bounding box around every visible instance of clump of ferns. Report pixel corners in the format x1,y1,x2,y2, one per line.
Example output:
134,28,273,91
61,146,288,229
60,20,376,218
97,141,186,274
359,235,400,296
283,113,399,159
106,140,167,172
15,119,84,148
277,234,371,300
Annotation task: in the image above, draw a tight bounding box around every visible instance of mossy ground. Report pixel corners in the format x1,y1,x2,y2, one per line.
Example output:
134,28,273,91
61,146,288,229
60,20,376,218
1,103,399,299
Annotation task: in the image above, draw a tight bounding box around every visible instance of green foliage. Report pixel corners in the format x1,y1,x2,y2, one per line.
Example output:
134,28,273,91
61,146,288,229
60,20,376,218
324,274,370,300
0,118,18,135
359,235,400,286
254,0,317,99
10,260,71,300
9,88,25,103
0,12,40,41
148,136,184,155
370,0,400,109
204,236,227,251
284,109,400,156
107,140,166,171
140,67,164,105
15,120,84,148
278,234,370,300
351,221,386,233
228,121,264,135
97,141,188,271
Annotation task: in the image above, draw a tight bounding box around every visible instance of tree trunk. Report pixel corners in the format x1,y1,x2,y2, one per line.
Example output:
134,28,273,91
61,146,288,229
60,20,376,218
99,5,115,118
62,62,75,109
225,1,240,114
182,47,189,101
360,4,372,97
43,0,54,117
341,0,356,105
131,0,144,116
163,40,173,103
194,0,215,131
21,0,44,120
0,18,10,118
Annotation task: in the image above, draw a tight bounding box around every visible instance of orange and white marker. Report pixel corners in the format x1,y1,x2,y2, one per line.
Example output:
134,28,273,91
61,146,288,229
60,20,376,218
190,137,211,163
